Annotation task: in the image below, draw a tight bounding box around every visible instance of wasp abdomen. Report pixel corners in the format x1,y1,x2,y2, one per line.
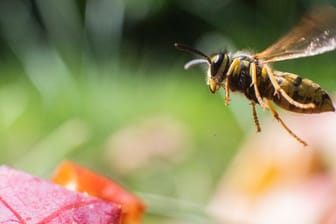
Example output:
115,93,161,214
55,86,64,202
272,72,335,113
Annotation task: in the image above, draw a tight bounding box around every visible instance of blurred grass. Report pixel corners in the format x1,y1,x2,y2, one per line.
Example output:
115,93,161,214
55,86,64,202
0,60,243,176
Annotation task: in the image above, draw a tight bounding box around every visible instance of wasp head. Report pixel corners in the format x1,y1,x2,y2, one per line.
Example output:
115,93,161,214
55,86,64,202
174,43,229,94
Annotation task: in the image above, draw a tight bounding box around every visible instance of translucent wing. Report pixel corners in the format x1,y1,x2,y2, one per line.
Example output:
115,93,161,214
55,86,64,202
255,6,336,63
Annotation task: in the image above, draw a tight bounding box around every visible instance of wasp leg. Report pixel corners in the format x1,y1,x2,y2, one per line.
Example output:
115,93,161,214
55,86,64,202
265,99,307,146
224,58,241,105
264,64,315,110
251,101,261,132
250,62,266,109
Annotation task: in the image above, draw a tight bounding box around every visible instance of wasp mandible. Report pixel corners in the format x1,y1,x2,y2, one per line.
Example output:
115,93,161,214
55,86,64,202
175,6,336,146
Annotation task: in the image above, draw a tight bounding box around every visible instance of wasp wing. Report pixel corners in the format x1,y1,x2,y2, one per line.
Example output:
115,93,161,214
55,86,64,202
255,6,336,63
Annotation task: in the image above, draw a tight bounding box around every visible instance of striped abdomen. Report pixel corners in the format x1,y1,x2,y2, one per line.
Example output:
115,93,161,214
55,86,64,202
271,72,334,113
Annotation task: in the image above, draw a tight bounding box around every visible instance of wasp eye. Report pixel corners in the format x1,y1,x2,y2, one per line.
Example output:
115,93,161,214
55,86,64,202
211,54,224,76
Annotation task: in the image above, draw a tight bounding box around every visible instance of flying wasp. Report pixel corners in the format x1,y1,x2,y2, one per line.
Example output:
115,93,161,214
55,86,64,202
175,6,336,146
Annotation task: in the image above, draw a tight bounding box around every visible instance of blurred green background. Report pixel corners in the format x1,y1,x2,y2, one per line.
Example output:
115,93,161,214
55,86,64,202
0,0,335,223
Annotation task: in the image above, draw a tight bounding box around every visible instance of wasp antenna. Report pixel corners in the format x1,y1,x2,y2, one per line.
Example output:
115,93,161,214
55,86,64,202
174,43,211,64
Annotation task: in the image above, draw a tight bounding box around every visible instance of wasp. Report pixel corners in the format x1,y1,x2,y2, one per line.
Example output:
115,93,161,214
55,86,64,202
175,6,336,146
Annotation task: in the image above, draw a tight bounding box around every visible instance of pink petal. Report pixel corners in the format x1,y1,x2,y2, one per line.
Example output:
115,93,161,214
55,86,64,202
0,166,121,224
